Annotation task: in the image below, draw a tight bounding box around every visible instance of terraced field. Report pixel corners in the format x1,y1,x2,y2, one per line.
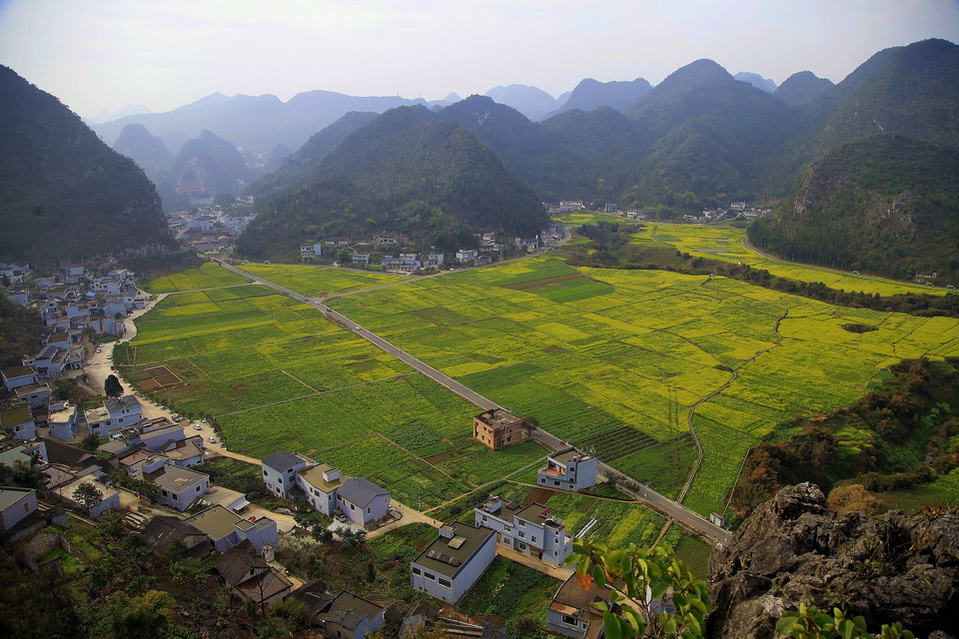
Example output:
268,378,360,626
632,223,948,296
327,256,959,515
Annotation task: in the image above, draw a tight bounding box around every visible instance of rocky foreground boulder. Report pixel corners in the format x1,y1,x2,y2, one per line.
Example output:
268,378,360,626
707,483,958,638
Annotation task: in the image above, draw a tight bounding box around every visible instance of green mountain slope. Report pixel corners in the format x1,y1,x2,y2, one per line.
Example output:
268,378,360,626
623,59,799,210
246,111,377,199
237,106,548,259
0,66,174,264
747,134,959,282
168,130,254,198
773,71,834,106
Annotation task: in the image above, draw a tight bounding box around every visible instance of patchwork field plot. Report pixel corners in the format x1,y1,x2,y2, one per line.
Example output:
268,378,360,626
239,263,406,297
326,256,959,516
144,262,252,293
632,224,946,297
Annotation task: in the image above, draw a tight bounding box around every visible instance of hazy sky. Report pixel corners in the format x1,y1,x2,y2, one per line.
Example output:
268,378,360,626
1,0,956,119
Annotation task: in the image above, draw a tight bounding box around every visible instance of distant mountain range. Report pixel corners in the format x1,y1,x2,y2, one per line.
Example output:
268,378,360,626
0,66,174,265
3,38,957,279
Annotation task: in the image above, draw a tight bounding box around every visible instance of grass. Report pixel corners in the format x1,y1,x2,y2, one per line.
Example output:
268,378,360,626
457,557,557,635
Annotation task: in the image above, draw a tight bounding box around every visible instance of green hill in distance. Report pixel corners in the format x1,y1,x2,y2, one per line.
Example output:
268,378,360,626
237,106,548,260
0,66,174,265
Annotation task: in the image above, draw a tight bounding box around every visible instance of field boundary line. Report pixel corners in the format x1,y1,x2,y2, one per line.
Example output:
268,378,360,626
676,307,790,505
214,374,408,417
280,368,319,393
374,432,454,480
422,454,551,514
153,282,255,295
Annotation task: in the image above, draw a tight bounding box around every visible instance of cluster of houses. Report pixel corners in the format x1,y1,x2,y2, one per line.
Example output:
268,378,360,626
299,225,562,273
167,200,256,254
3,263,142,340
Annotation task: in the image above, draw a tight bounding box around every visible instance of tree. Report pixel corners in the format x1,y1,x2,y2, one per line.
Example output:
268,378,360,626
102,590,175,639
72,481,103,515
104,374,124,398
567,540,710,639
80,432,100,451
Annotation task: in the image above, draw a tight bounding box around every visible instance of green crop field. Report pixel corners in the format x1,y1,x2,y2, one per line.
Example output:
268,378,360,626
116,279,557,512
327,256,959,516
632,224,948,296
238,263,407,297
144,262,252,293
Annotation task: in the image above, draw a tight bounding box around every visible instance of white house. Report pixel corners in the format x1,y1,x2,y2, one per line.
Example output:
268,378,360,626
300,243,323,259
0,487,38,533
261,451,315,498
411,523,497,604
47,401,79,441
0,405,36,440
537,449,599,492
475,496,572,566
455,249,478,263
296,463,345,515
335,477,390,527
129,456,209,511
2,366,39,392
14,382,52,409
0,441,47,471
63,477,121,517
186,504,279,552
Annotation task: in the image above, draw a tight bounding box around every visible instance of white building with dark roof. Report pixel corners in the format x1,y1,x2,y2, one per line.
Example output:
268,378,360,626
411,522,496,604
261,451,315,498
335,477,390,527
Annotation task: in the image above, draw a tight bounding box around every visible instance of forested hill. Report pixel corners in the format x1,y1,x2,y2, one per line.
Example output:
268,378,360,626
236,106,548,260
747,39,959,282
0,66,174,265
747,134,959,281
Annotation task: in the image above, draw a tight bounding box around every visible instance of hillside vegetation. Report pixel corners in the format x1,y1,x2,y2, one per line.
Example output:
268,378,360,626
0,66,174,264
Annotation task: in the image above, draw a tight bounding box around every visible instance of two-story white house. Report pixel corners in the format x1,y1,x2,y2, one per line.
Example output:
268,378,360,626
129,456,210,511
475,496,573,566
47,400,79,441
297,463,345,515
261,451,315,498
335,477,390,527
85,395,143,436
1,366,38,392
410,523,497,604
537,449,599,492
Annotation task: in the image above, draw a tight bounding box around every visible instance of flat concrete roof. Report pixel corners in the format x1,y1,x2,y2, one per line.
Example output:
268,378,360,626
414,522,494,579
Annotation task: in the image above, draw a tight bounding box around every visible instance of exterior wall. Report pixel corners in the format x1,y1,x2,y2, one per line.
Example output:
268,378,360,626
10,418,37,440
90,490,121,517
262,461,307,498
238,519,279,552
0,489,37,531
299,480,337,515
157,476,209,511
2,371,37,392
546,610,592,639
475,507,571,566
410,533,496,603
537,454,599,491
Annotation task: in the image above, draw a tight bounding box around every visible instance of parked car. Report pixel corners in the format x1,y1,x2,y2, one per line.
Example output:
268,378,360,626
192,423,202,431
86,360,92,365
208,436,216,443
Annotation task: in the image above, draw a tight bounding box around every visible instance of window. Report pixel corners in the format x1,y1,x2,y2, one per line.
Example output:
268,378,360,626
531,536,537,543
367,508,371,514
161,490,168,497
439,578,452,588
517,520,525,527
263,470,268,476
196,485,201,492
412,567,422,575
518,531,525,539
562,614,578,626
425,572,436,581
350,504,355,510
482,515,488,522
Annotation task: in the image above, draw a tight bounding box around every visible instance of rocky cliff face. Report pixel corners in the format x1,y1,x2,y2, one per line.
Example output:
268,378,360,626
707,483,959,638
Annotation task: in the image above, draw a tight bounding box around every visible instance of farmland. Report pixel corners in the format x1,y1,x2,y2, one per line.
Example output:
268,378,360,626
238,263,407,297
631,223,948,297
116,276,534,509
326,255,959,516
142,262,252,293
